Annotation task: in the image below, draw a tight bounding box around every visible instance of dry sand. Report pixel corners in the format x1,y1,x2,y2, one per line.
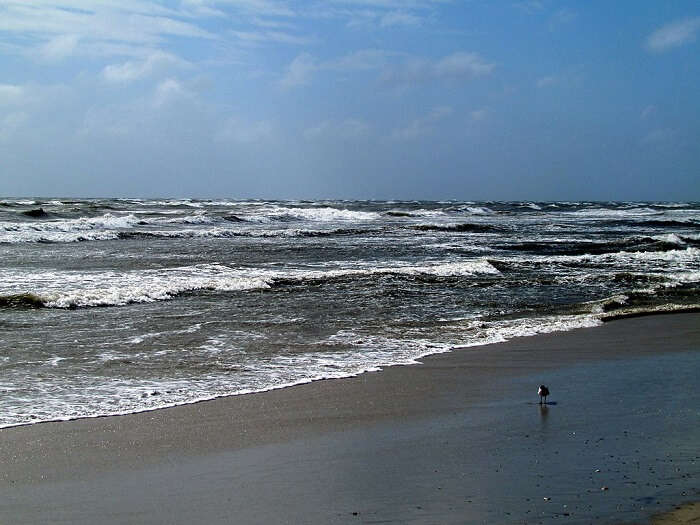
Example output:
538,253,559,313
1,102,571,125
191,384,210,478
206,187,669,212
1,313,699,524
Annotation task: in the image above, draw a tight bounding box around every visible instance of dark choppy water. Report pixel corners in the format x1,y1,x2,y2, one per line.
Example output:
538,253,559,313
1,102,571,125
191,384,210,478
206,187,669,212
1,198,699,427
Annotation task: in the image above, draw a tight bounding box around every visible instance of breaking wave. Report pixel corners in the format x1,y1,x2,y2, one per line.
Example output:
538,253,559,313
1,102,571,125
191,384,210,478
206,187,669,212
498,235,697,256
1,259,500,309
413,223,506,233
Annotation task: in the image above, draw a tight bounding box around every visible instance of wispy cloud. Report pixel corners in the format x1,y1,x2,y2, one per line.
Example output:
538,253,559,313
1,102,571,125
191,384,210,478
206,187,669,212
217,116,276,143
391,105,453,141
641,105,656,120
304,119,371,140
39,34,80,62
0,84,25,106
327,49,401,71
536,74,557,88
280,49,493,89
434,52,494,77
0,0,305,63
470,108,488,121
646,17,700,53
307,0,444,29
380,11,422,27
231,29,317,47
549,8,577,30
153,78,193,108
280,52,317,88
382,51,494,87
641,127,675,145
102,52,189,84
513,1,544,14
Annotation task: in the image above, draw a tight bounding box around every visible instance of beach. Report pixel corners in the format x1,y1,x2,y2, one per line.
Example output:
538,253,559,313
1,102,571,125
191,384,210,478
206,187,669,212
1,312,698,524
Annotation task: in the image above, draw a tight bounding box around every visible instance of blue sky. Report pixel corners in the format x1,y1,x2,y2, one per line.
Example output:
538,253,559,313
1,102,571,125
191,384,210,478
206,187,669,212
0,0,698,200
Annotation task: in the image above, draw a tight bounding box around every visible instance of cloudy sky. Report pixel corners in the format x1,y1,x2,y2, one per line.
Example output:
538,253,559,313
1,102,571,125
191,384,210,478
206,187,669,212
1,1,699,200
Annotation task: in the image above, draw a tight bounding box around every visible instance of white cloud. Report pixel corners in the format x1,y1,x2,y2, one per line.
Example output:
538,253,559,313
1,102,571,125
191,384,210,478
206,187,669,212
549,8,577,30
307,0,443,30
646,17,700,53
0,84,25,105
328,49,399,71
0,112,28,141
217,117,275,143
280,52,317,88
380,11,421,27
231,30,316,46
0,1,220,62
391,105,452,141
153,78,192,107
536,75,557,88
434,52,495,78
102,51,189,84
39,34,80,62
536,67,583,89
304,119,371,140
513,1,544,14
641,105,656,120
0,3,215,45
641,128,674,145
282,49,494,90
470,108,488,121
381,51,494,87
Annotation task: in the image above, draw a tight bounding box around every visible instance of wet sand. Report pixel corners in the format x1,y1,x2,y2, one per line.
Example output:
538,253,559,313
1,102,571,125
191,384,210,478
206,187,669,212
1,313,699,524
651,502,700,524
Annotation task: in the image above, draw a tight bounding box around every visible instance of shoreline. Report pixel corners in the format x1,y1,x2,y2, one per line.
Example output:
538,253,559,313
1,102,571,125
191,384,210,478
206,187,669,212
3,305,699,432
2,312,699,524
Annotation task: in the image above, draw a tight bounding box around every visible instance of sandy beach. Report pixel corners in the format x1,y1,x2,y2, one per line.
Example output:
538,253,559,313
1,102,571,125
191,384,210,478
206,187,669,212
1,312,699,524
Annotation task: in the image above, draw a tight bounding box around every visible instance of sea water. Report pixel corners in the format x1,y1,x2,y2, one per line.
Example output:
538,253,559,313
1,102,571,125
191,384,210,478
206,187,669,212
0,199,698,427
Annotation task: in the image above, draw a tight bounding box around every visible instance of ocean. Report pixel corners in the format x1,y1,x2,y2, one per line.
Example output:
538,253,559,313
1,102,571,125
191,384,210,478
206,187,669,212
1,198,698,428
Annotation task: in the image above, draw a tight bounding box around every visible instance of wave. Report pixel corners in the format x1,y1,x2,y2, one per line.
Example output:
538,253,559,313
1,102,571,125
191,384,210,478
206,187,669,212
601,218,700,229
0,213,139,243
0,293,46,308
1,213,138,232
413,223,505,233
493,246,700,268
499,235,697,256
0,199,37,206
568,207,663,218
249,206,381,223
21,208,52,218
117,226,381,240
463,206,494,215
1,230,123,243
1,259,500,309
384,209,448,218
0,223,382,244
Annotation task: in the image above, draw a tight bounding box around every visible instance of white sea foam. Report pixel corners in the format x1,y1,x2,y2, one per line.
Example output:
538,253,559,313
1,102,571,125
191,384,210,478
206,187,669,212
0,213,138,233
0,310,609,429
520,246,700,266
254,206,382,222
1,199,37,205
0,230,122,243
1,259,500,308
465,206,494,215
450,314,603,348
569,207,662,218
652,233,686,245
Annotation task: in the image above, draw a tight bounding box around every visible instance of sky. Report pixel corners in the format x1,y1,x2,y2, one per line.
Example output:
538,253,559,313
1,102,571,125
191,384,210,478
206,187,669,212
0,0,699,201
